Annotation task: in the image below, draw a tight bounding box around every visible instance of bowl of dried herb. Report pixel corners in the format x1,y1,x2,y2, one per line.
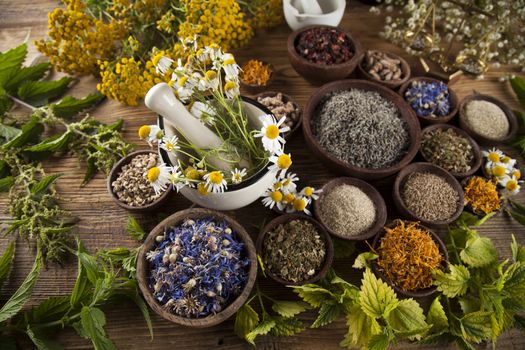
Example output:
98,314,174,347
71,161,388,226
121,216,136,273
257,214,334,286
462,176,502,216
254,91,302,140
371,220,449,298
239,59,275,95
420,124,482,178
393,162,464,226
136,208,257,328
356,50,411,90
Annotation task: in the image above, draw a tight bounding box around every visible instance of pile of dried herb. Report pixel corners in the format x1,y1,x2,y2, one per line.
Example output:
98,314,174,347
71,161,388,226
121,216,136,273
463,176,501,214
262,219,326,283
465,100,509,140
377,220,444,291
421,128,474,173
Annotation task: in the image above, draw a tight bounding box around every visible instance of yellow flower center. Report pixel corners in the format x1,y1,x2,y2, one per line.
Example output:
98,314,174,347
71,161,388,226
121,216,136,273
232,174,242,182
293,198,306,211
224,58,236,65
165,142,174,151
224,81,236,91
138,125,151,139
185,167,201,180
502,156,511,163
197,183,209,195
513,169,521,180
277,154,292,169
506,180,518,192
273,181,282,190
304,187,313,197
205,70,217,80
265,125,279,139
147,167,160,183
270,191,283,202
488,152,500,163
208,171,224,184
492,165,507,177
284,193,295,204
178,76,188,87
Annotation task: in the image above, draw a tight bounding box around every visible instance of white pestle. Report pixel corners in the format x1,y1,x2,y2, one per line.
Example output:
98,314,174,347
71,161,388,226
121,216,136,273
299,0,323,15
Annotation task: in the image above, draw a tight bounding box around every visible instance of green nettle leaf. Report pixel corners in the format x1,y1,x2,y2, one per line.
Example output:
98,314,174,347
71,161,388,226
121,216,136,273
427,296,449,334
353,252,378,270
70,252,90,308
0,123,22,142
0,249,41,323
245,319,276,345
24,296,71,325
271,300,309,318
78,251,102,284
0,94,13,117
79,306,117,350
0,176,14,191
510,76,525,108
0,43,27,87
359,269,399,318
460,311,493,343
51,93,104,119
269,316,304,337
82,157,97,186
292,284,333,308
17,77,74,106
26,131,73,153
340,304,381,349
367,332,392,350
126,216,145,241
0,242,15,289
234,304,260,340
311,301,341,328
30,173,62,195
26,327,65,350
3,114,44,149
434,264,471,298
256,254,266,277
460,235,497,267
511,235,525,263
4,63,50,93
387,299,429,340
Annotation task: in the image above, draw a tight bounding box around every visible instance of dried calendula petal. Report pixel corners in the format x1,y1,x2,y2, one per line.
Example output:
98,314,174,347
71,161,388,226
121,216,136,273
463,176,500,214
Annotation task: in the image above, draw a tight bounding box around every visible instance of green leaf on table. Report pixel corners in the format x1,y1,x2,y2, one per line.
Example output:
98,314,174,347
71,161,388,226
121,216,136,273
387,299,429,340
26,132,73,153
0,123,21,142
24,296,71,325
126,216,145,241
107,118,124,132
78,251,102,285
515,110,525,128
459,311,493,343
4,63,50,93
367,332,392,350
2,115,44,149
0,248,41,323
0,242,15,289
118,287,153,340
460,235,497,267
70,259,90,308
0,92,13,117
0,43,27,87
245,319,276,345
427,296,449,334
0,336,17,350
81,157,97,186
270,316,304,337
51,93,104,119
292,284,333,308
79,306,117,350
256,254,266,277
511,235,525,263
510,76,525,108
311,301,341,328
234,303,259,340
27,326,64,350
31,173,62,195
353,252,378,270
457,212,495,227
0,176,14,191
17,77,74,106
272,300,309,318
434,264,470,298
509,209,525,226
340,304,381,349
359,269,398,318
333,238,356,259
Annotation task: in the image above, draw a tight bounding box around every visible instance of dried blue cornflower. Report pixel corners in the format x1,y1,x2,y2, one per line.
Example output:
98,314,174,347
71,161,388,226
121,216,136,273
147,217,250,318
404,80,450,118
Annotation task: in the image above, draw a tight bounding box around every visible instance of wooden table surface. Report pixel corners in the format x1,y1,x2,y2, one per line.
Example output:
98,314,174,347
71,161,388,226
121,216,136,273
1,1,525,349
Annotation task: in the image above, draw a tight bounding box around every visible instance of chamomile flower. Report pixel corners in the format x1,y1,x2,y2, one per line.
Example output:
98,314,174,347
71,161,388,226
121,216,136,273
499,175,521,194
231,168,247,184
176,76,196,102
199,70,220,91
280,172,298,193
221,53,240,80
512,168,522,180
289,196,311,215
501,155,517,169
138,125,163,145
160,135,180,153
283,192,296,206
490,162,508,178
205,43,222,62
147,164,172,195
300,186,322,200
190,101,216,125
268,153,293,177
169,165,186,192
197,182,210,196
224,80,240,99
262,189,285,210
254,115,289,154
203,171,228,193
483,148,504,167
156,56,174,75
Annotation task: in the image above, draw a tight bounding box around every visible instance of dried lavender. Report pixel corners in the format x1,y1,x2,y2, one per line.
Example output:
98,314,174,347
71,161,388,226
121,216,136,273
404,80,450,118
421,128,474,174
146,217,250,318
312,89,410,169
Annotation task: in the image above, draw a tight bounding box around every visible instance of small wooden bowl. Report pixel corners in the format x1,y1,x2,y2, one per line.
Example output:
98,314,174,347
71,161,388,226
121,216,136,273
240,60,275,95
420,124,482,178
254,91,302,140
136,208,257,328
458,93,518,146
357,50,411,89
107,150,172,212
399,77,459,125
393,162,464,226
313,177,387,241
371,220,449,298
256,214,334,286
287,25,362,85
303,79,421,180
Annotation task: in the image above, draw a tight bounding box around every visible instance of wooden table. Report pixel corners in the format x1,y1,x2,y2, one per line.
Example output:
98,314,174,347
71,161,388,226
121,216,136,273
1,1,525,349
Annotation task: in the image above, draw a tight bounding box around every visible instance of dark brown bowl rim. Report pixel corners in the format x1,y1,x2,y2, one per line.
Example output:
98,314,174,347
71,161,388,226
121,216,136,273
371,220,449,298
287,25,362,70
256,213,334,286
239,60,275,89
458,93,518,146
420,124,483,178
136,208,257,328
313,177,387,241
302,79,421,178
253,91,303,140
399,77,459,124
107,150,173,212
393,162,465,226
357,50,411,88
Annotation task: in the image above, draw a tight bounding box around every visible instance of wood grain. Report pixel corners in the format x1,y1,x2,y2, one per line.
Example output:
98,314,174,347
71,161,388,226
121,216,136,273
0,1,524,349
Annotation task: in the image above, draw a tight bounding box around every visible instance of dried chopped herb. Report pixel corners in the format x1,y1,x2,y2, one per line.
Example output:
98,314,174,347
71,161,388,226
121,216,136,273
463,176,501,214
421,128,474,173
240,59,272,86
295,27,354,65
404,80,450,118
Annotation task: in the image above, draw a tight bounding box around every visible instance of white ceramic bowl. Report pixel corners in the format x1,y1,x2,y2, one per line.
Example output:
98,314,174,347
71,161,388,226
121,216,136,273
157,98,278,211
283,0,346,31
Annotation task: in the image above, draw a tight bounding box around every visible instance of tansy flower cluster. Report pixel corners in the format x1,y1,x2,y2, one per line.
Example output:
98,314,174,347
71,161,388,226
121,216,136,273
483,148,522,195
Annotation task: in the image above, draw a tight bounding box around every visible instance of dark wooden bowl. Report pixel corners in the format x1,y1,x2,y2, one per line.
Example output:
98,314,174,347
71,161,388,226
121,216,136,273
399,77,459,125
420,124,482,178
313,177,387,241
356,50,411,89
107,150,173,212
254,91,302,140
136,208,257,328
458,93,518,146
240,60,275,95
287,25,362,85
393,162,464,226
371,220,449,298
303,79,421,180
256,214,334,286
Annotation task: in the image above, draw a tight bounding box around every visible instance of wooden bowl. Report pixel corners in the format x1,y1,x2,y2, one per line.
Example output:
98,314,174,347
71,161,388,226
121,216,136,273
254,91,302,140
107,150,172,212
256,214,334,286
313,177,387,241
371,220,449,298
458,93,518,146
240,60,275,95
420,124,482,178
356,50,411,89
287,25,362,85
399,77,459,125
303,79,421,180
393,162,464,226
136,208,257,328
